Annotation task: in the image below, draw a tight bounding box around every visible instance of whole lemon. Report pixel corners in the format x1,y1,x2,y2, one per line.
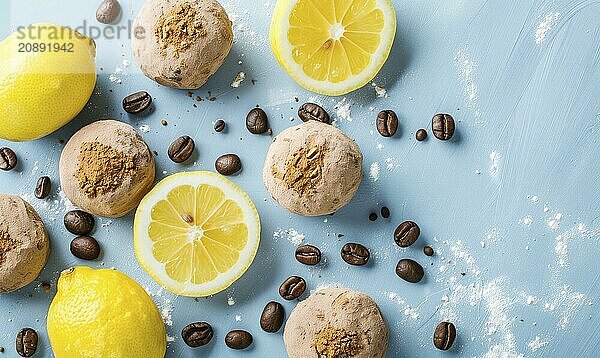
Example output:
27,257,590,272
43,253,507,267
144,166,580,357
0,23,96,141
47,266,166,358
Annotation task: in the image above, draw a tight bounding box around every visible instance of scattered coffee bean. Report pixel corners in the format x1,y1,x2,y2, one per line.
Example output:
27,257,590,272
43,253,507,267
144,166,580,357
369,213,378,222
416,129,428,141
279,275,306,300
298,103,330,124
34,176,51,199
16,328,37,357
433,321,456,351
70,236,101,260
395,259,424,283
96,0,121,24
215,154,242,176
295,245,321,265
161,119,168,126
214,119,226,132
0,147,17,171
381,206,390,219
182,322,213,347
423,246,434,256
376,110,398,137
341,243,370,266
432,113,455,140
246,108,269,134
260,301,285,333
394,221,420,247
225,330,253,350
64,210,95,235
0,346,4,352
168,135,195,163
122,91,152,114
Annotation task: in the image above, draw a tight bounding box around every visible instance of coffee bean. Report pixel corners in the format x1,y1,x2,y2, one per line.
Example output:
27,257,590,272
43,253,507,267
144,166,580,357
298,103,330,124
64,210,95,235
416,129,428,141
182,322,213,347
369,213,377,221
16,328,37,357
96,0,121,24
246,108,269,134
381,206,390,219
434,321,456,350
341,243,370,266
70,236,101,260
432,113,455,140
295,245,321,265
122,91,152,114
34,176,51,199
215,154,242,176
279,276,306,300
423,246,434,256
394,221,420,247
0,147,17,171
225,330,253,350
376,110,398,137
260,301,285,333
168,135,195,163
214,119,226,132
395,259,424,283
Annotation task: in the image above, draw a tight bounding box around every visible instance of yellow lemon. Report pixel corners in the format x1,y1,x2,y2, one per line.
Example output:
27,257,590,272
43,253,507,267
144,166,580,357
270,0,396,96
134,171,261,297
0,23,96,141
47,266,166,358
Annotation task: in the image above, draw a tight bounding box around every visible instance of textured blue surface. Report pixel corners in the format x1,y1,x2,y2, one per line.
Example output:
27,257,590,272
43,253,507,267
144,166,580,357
1,0,600,357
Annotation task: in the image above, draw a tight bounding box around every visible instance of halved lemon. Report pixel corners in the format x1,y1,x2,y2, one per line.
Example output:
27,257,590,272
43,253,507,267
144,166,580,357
134,171,260,297
270,0,396,96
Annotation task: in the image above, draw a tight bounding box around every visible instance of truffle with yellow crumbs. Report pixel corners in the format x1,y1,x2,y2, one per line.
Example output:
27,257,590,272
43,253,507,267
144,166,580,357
59,120,155,218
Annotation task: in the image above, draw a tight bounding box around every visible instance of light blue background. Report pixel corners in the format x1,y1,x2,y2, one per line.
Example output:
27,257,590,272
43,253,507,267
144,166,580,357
1,0,599,357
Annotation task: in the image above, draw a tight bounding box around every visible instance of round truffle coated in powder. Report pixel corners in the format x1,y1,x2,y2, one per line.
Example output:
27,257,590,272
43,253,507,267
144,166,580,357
132,0,233,89
284,287,388,358
59,120,155,218
263,121,363,216
0,194,50,293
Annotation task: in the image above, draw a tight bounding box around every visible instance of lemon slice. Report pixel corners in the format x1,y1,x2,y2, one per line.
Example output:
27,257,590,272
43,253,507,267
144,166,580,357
270,0,396,96
134,171,260,297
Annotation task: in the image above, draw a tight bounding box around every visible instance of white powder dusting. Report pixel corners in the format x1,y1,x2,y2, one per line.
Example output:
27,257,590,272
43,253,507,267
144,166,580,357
526,295,537,305
385,158,395,171
372,83,388,98
160,299,174,326
386,292,419,320
535,13,561,45
230,71,246,88
520,215,533,227
20,188,76,222
139,124,150,133
547,212,563,230
481,279,523,358
227,297,236,306
166,334,175,342
528,336,549,352
273,228,305,246
529,195,540,203
489,151,501,176
235,314,242,322
484,227,501,245
334,98,352,122
454,50,482,122
370,162,380,182
109,59,130,84
546,224,598,329
376,143,384,150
